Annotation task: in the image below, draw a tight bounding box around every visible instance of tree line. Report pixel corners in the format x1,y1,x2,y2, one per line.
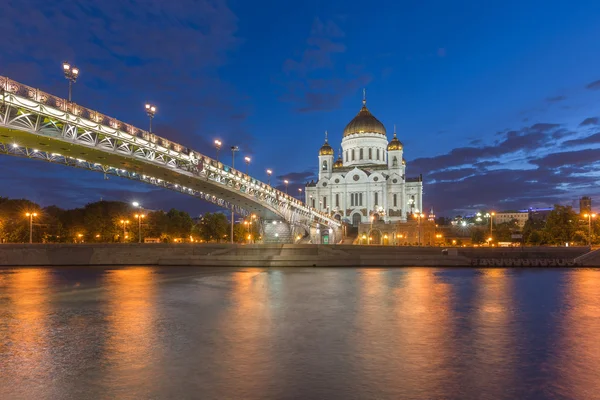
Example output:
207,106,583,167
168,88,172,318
0,197,255,243
467,205,596,246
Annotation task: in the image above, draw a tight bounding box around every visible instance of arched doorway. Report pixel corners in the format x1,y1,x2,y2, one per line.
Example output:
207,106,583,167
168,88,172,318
372,213,380,222
334,214,342,221
352,213,362,227
370,230,381,245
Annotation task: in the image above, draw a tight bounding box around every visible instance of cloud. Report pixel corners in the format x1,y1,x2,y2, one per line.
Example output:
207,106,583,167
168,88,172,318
586,80,600,90
276,170,317,183
579,117,599,126
279,17,371,112
562,132,600,147
546,95,566,103
531,148,600,168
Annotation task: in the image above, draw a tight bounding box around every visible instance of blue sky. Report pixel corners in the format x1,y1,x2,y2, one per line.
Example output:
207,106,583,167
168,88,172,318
2,0,600,215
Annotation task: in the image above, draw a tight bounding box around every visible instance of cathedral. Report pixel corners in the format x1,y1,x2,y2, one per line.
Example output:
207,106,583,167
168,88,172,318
305,95,423,227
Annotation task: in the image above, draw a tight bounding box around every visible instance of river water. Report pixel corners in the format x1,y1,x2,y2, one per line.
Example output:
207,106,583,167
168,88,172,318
1,267,599,400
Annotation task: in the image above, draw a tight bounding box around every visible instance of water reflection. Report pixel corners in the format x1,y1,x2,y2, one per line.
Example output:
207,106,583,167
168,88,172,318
102,267,159,398
0,269,52,399
213,270,276,399
355,268,456,398
467,269,516,398
553,269,600,399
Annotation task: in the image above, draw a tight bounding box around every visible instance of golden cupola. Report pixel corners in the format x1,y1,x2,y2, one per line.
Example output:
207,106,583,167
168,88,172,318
387,129,403,151
333,151,343,168
343,95,386,137
319,131,334,156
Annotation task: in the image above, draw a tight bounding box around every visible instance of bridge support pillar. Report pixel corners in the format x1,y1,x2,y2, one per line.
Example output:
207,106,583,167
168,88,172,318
262,220,293,244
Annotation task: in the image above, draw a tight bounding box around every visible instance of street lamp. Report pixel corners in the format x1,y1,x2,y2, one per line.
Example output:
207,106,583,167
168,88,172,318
244,156,251,175
284,179,289,194
119,219,130,242
145,103,157,133
584,213,597,246
25,212,38,244
266,169,272,186
132,201,140,208
62,61,79,102
413,211,425,246
134,214,146,243
490,211,495,242
369,215,374,245
231,146,239,168
214,139,222,162
298,188,303,200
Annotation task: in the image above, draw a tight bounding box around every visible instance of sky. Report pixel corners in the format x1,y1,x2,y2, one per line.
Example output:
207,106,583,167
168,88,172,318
2,0,600,216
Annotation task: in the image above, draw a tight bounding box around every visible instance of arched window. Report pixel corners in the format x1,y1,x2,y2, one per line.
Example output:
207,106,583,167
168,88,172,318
393,194,397,207
345,151,348,162
360,148,364,159
351,149,355,161
374,192,378,206
368,148,372,159
322,160,328,171
352,213,362,227
335,193,339,207
376,149,380,160
393,156,398,166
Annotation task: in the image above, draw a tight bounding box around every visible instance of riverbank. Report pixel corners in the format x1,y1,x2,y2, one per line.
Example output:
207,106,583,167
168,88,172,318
0,243,591,267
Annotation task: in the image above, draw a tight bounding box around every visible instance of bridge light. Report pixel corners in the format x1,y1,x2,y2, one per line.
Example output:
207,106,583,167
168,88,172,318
145,103,157,133
284,179,289,194
266,169,272,186
62,61,79,101
214,139,222,163
11,143,18,148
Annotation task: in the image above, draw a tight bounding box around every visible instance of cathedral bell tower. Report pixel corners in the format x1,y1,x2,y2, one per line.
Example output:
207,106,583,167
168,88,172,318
387,125,404,173
318,131,334,180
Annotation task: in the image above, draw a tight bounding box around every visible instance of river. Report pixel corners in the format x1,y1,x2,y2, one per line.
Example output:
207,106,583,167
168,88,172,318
1,267,599,399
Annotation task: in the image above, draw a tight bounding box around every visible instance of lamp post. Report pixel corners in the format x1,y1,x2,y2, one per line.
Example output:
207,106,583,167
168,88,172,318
231,146,239,168
62,61,79,102
490,212,495,242
214,139,222,163
298,188,303,201
244,156,251,175
413,211,425,246
284,179,289,194
266,169,272,186
120,219,130,242
145,103,157,133
134,214,146,243
370,215,374,245
584,213,597,246
25,212,37,244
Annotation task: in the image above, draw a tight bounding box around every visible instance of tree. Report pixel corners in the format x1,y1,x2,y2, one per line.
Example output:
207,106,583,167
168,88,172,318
543,205,578,245
0,199,41,243
196,212,229,242
470,228,485,244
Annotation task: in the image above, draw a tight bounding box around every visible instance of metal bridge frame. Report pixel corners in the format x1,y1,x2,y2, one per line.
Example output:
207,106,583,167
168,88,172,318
0,76,340,235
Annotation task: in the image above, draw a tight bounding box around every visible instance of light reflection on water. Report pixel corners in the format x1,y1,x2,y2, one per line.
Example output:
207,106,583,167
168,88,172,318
0,267,599,400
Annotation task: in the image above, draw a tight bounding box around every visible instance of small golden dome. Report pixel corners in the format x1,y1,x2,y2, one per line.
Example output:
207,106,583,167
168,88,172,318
343,98,386,137
319,141,334,156
387,132,403,151
333,155,343,168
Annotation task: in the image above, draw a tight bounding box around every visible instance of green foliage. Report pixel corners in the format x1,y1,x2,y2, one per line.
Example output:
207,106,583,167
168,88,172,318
470,228,485,244
543,205,578,245
196,212,230,242
0,198,195,243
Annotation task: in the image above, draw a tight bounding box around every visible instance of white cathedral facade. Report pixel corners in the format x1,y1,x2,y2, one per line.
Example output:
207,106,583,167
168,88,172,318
305,97,423,226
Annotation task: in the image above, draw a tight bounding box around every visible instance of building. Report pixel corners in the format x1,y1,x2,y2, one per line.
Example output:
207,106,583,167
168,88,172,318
580,196,592,214
495,211,529,228
305,95,424,226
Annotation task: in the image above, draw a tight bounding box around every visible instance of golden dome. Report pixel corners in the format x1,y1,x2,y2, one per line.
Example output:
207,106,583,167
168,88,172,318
387,132,403,151
343,99,386,137
333,154,343,168
319,140,334,156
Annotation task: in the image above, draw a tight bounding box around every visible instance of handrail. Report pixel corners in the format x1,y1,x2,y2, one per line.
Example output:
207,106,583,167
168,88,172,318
0,75,340,227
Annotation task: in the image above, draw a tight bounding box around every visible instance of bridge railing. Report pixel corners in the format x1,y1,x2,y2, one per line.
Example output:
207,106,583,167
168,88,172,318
0,75,339,227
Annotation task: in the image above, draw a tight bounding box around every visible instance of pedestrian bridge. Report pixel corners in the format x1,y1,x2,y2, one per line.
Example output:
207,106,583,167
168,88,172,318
0,76,340,243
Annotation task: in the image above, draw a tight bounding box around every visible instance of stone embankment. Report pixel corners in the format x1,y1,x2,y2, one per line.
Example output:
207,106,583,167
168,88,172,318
0,243,591,267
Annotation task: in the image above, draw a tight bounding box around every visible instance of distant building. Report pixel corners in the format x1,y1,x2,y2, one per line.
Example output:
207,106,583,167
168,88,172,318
526,207,553,223
495,211,529,228
580,196,592,214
